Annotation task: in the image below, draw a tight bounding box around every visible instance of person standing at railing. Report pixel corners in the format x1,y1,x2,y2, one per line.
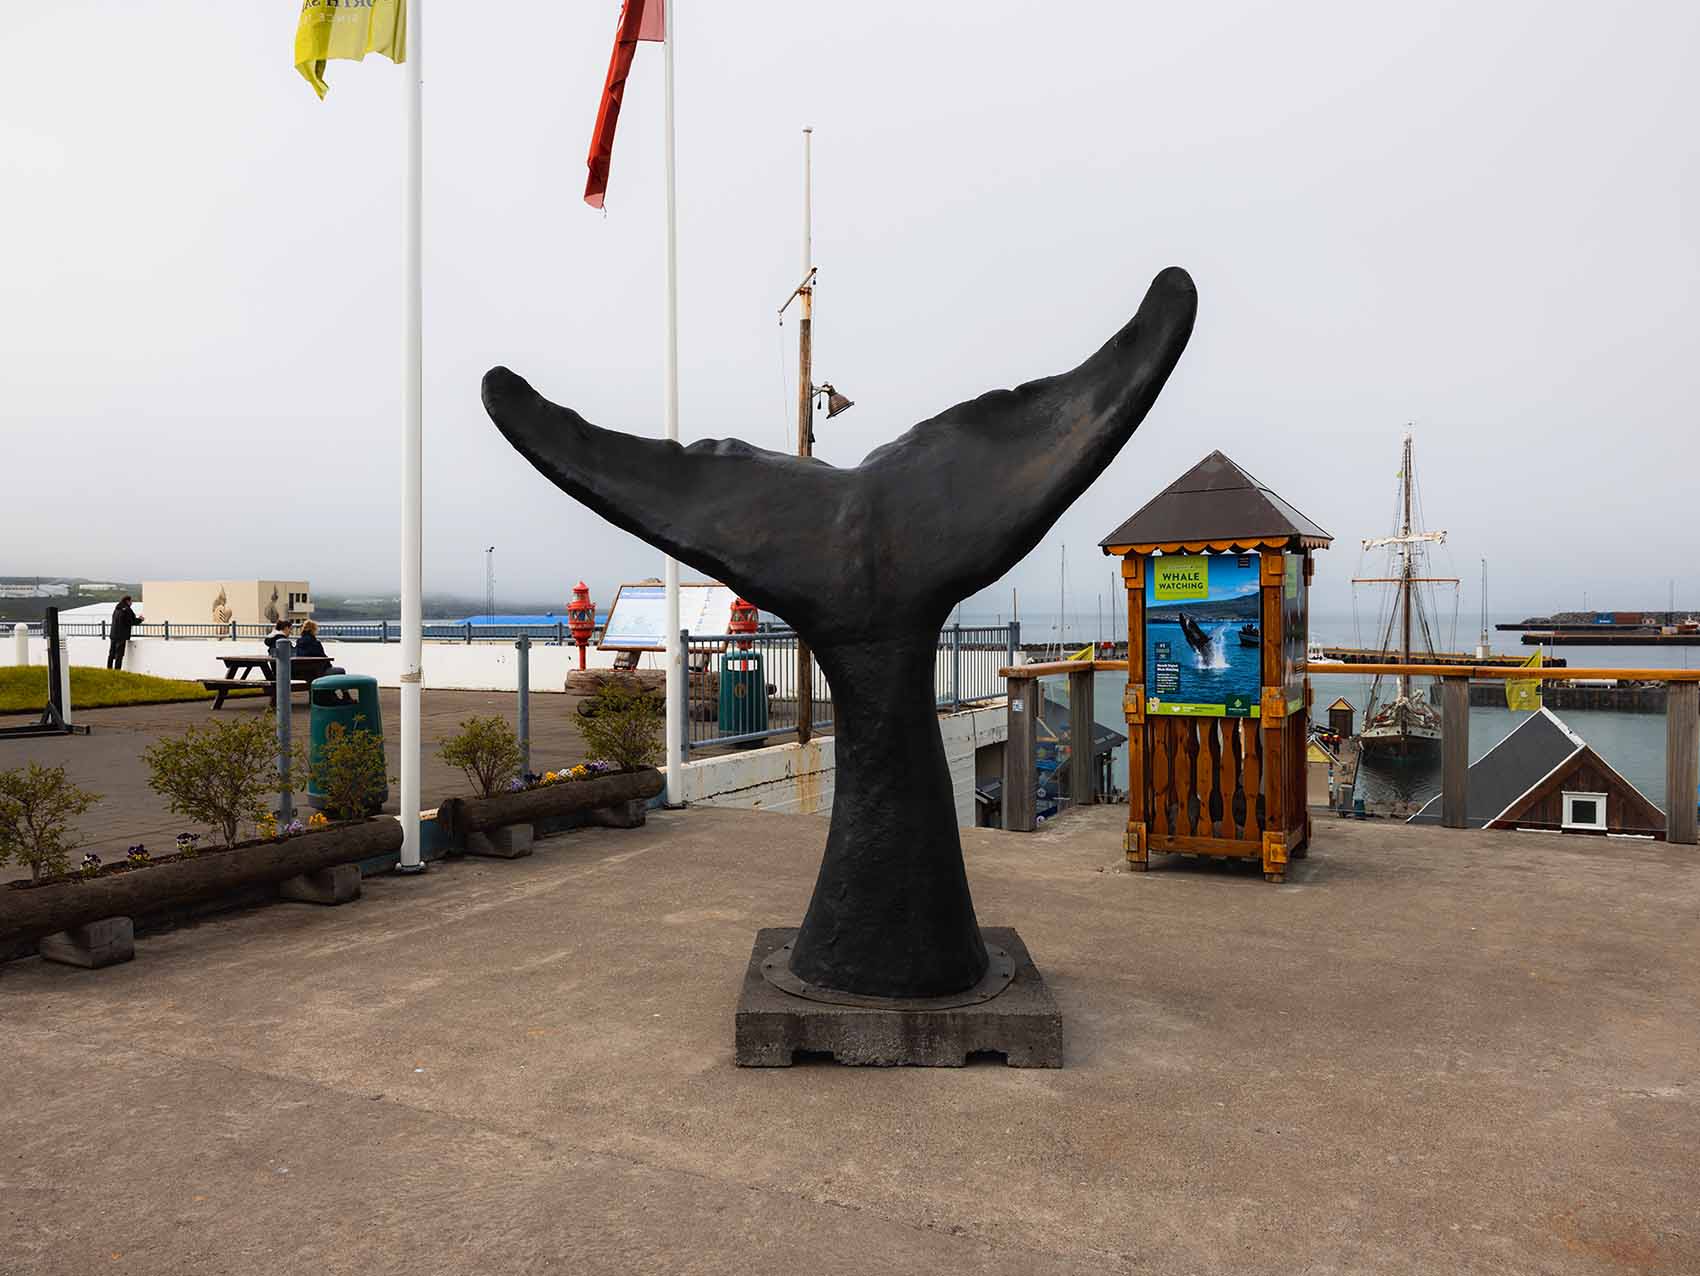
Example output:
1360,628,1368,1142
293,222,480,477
107,595,142,670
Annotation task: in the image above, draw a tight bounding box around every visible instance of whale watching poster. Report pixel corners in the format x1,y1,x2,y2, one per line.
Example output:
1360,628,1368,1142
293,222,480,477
1145,553,1263,717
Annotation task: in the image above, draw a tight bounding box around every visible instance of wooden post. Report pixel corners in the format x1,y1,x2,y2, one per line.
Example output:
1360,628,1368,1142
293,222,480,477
1121,555,1147,866
1068,666,1095,807
1259,554,1288,881
1666,682,1698,845
1441,676,1470,829
1004,675,1038,832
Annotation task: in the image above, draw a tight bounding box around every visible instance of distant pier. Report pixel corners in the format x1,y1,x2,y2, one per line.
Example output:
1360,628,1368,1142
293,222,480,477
1521,630,1700,647
1467,681,1670,713
1316,646,1564,669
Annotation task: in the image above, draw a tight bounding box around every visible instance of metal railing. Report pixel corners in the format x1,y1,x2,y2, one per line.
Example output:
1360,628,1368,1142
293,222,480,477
15,619,590,645
680,621,1020,754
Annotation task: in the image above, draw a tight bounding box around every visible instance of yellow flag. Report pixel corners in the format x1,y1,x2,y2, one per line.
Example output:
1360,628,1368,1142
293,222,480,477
1506,649,1542,711
295,0,406,99
1066,643,1095,662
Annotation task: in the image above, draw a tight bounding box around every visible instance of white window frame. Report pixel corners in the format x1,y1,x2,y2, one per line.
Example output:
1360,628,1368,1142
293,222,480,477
1561,791,1608,832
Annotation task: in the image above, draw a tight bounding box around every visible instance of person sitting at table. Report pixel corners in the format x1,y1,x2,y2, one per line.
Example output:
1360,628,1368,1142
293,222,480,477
293,620,345,677
263,617,293,654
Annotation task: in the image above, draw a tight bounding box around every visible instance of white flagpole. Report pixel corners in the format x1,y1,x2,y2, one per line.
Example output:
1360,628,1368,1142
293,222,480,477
661,0,683,805
398,0,426,871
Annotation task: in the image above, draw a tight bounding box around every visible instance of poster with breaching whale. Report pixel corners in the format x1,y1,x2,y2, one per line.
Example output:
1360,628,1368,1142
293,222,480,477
1145,553,1263,717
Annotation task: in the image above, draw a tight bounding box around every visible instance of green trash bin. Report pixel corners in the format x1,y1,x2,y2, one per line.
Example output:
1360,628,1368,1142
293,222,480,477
717,649,768,742
308,674,388,812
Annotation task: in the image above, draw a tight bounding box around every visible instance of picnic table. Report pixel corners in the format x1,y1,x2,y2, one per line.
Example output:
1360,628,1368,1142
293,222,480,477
202,653,333,709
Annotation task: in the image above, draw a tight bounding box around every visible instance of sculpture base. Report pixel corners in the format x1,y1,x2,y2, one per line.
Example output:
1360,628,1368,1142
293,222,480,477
734,927,1062,1068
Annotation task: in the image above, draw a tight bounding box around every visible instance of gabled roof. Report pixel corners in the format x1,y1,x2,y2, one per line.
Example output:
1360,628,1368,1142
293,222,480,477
1406,707,1662,829
1327,697,1355,712
1099,451,1333,554
1408,708,1579,828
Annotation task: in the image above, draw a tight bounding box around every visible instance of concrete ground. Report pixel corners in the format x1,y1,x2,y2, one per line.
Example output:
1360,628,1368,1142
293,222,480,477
1,689,593,873
3,806,1695,1274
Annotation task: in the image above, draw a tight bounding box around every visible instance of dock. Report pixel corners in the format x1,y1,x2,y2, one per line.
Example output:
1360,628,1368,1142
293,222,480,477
1315,645,1565,668
1468,680,1671,713
1522,630,1700,646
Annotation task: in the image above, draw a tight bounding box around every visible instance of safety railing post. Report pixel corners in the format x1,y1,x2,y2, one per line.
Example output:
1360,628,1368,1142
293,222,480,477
1003,674,1038,832
951,624,962,710
680,629,693,758
1667,683,1698,845
1441,676,1470,829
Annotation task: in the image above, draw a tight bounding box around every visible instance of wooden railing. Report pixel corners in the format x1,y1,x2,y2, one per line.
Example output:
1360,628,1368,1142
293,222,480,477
999,660,1700,844
1000,660,1125,831
1307,663,1696,842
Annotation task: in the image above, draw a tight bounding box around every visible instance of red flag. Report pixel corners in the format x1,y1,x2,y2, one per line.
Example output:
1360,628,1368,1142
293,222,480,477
584,0,666,209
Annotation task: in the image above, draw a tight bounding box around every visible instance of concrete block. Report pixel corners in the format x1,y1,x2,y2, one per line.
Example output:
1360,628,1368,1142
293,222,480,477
465,823,534,858
277,864,362,906
38,917,135,969
735,927,1062,1068
589,799,648,829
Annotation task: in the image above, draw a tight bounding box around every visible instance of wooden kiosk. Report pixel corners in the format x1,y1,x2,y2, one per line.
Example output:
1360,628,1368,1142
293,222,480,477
1100,452,1332,881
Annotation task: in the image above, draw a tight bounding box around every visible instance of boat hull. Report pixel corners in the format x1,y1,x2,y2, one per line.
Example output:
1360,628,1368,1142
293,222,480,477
1358,729,1442,760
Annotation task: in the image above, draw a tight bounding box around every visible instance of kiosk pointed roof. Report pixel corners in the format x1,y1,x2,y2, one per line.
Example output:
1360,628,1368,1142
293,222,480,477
1099,450,1332,554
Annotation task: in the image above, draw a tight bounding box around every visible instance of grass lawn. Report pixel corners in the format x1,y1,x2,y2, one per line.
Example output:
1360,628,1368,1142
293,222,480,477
0,666,263,714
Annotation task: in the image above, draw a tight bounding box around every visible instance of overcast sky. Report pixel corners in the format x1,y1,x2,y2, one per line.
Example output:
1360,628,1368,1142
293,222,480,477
4,1,1697,621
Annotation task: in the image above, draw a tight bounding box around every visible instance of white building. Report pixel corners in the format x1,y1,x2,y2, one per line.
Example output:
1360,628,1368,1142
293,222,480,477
141,580,314,626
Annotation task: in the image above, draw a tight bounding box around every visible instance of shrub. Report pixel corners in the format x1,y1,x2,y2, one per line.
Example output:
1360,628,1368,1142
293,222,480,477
577,684,663,772
0,763,99,883
143,714,281,846
310,719,391,819
438,715,523,798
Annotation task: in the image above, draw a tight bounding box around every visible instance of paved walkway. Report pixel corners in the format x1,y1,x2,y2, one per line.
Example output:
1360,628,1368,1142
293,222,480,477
1,689,592,872
3,808,1695,1273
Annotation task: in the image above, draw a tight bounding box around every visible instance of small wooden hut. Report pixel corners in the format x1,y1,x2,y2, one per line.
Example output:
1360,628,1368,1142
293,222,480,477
1100,451,1332,881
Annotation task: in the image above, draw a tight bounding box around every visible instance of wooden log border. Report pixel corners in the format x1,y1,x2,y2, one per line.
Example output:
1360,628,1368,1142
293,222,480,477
0,819,403,947
436,768,664,840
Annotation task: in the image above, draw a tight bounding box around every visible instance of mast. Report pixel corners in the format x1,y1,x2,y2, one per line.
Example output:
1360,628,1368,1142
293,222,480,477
794,128,815,745
1399,433,1413,703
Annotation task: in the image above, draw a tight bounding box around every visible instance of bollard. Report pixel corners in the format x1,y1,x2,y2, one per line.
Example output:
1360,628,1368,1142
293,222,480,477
275,638,293,823
11,622,26,668
515,633,531,775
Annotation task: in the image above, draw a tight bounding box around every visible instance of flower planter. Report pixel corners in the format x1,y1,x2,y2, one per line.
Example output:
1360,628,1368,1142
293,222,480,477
0,819,403,948
435,767,663,846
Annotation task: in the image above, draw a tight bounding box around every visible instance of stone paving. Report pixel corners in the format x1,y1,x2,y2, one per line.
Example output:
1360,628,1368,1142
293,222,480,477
3,806,1696,1274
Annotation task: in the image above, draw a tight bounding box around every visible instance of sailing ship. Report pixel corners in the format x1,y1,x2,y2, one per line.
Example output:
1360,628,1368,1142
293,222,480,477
1357,433,1453,759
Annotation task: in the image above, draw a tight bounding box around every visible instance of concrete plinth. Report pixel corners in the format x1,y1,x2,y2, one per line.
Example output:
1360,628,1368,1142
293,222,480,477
735,927,1062,1068
589,798,648,829
37,917,134,969
465,823,534,859
277,864,363,906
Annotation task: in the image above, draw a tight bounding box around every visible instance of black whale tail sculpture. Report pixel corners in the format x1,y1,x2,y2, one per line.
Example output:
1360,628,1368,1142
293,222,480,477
483,266,1197,999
